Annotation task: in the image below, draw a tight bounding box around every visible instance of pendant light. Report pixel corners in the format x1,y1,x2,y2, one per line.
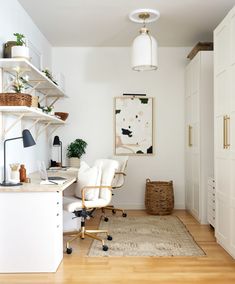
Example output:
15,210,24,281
129,9,160,71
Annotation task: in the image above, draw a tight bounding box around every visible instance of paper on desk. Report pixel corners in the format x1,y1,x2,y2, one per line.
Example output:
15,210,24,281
40,180,67,185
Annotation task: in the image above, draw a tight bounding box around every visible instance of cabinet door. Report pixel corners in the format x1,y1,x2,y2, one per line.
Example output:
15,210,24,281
230,10,235,65
185,152,192,210
229,65,235,257
192,153,200,217
214,16,230,74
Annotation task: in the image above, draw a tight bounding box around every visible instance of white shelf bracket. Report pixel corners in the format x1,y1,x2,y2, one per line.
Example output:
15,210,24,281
39,94,49,104
4,113,25,136
28,81,41,94
28,118,41,130
47,125,61,138
48,97,60,108
36,122,51,140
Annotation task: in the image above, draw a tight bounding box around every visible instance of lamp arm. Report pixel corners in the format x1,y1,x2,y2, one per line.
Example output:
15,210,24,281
3,136,22,183
60,141,62,167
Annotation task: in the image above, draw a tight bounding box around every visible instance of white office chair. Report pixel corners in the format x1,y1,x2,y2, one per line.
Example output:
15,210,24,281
102,156,128,221
63,159,119,254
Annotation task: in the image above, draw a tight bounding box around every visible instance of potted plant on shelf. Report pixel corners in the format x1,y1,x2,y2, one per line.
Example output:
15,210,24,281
42,68,58,85
67,139,87,168
11,33,29,60
0,67,32,107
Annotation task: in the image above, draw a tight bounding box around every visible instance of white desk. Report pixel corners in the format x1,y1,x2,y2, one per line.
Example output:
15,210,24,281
0,170,77,273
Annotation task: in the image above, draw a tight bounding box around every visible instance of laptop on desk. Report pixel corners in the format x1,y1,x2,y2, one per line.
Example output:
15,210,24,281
38,161,67,184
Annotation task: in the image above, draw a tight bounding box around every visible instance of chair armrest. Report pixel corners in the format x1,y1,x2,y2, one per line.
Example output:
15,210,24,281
81,185,112,208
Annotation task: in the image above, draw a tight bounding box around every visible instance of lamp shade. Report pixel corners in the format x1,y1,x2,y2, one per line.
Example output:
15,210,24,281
131,28,158,71
53,135,61,146
22,129,36,148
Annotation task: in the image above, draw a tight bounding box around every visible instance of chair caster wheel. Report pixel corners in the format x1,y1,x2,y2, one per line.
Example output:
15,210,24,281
104,217,109,222
103,245,109,251
122,213,127,217
107,235,112,241
66,247,72,254
112,209,116,214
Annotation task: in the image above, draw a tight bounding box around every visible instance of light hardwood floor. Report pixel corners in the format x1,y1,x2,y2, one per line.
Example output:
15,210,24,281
1,210,235,284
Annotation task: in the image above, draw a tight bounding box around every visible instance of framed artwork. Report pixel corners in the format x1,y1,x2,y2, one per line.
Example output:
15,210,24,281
114,96,154,155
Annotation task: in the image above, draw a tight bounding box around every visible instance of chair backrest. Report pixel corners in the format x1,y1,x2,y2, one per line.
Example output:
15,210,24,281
111,156,128,188
75,161,101,201
94,159,119,203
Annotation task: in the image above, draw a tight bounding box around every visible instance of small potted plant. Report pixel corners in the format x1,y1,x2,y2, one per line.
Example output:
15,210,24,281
11,33,29,60
42,68,58,85
41,106,54,115
0,67,32,107
67,139,87,168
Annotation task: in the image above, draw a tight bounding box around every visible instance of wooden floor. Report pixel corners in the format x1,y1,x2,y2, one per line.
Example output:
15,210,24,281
1,210,235,284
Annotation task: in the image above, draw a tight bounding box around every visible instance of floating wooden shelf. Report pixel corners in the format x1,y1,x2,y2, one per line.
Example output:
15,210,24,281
0,58,67,98
0,106,65,138
0,106,65,124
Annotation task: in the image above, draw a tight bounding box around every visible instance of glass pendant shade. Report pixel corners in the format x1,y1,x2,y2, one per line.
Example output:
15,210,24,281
131,28,158,71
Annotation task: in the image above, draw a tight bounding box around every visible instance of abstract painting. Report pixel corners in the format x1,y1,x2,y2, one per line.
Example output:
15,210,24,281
114,96,153,155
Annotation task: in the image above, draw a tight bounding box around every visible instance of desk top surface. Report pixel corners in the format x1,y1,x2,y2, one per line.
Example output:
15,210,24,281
0,169,78,193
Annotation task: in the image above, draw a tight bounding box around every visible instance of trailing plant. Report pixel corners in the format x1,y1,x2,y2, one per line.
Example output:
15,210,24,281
67,139,87,159
42,69,58,85
13,33,26,46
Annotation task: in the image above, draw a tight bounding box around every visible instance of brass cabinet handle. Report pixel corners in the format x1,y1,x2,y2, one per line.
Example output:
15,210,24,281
188,125,192,147
223,115,230,149
223,115,227,149
226,115,230,148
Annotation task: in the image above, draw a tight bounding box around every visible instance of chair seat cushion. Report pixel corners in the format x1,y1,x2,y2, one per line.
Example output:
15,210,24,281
63,196,108,213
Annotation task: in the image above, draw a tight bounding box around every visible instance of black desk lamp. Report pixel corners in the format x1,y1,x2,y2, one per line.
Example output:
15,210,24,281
0,129,36,186
53,136,62,167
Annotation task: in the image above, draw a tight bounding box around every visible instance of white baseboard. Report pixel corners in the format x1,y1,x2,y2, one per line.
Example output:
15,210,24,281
114,203,185,210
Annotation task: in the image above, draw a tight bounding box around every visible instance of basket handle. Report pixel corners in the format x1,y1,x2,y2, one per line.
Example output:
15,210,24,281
146,178,151,183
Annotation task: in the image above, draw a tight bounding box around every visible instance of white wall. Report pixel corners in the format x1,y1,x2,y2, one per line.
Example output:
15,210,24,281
0,0,52,67
0,0,52,181
52,47,190,209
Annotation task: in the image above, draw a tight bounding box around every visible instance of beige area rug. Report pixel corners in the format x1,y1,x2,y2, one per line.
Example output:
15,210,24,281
88,215,205,257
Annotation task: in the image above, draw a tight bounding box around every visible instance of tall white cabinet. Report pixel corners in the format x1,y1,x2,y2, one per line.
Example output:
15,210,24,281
185,51,214,224
214,5,235,258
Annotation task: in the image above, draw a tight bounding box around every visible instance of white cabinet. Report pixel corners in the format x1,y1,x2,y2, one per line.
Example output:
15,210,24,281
214,5,235,258
0,191,63,273
185,51,214,224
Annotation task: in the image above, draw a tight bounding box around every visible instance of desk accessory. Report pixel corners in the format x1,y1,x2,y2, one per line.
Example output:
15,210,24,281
53,136,63,167
0,129,36,186
19,164,26,182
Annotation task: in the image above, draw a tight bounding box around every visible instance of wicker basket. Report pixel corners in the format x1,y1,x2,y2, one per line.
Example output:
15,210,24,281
31,95,39,108
55,112,69,121
145,179,174,215
0,93,32,107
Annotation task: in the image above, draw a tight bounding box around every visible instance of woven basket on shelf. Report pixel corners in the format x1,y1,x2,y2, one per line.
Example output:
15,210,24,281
54,112,69,121
145,179,174,215
0,93,32,107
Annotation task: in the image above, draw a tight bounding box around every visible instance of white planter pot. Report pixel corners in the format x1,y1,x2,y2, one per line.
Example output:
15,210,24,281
69,157,80,168
11,46,29,60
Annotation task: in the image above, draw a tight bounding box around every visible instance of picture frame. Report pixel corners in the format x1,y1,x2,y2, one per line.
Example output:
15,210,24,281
114,96,154,155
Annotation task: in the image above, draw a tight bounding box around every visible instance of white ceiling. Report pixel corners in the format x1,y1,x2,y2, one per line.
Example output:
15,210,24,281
18,0,235,47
